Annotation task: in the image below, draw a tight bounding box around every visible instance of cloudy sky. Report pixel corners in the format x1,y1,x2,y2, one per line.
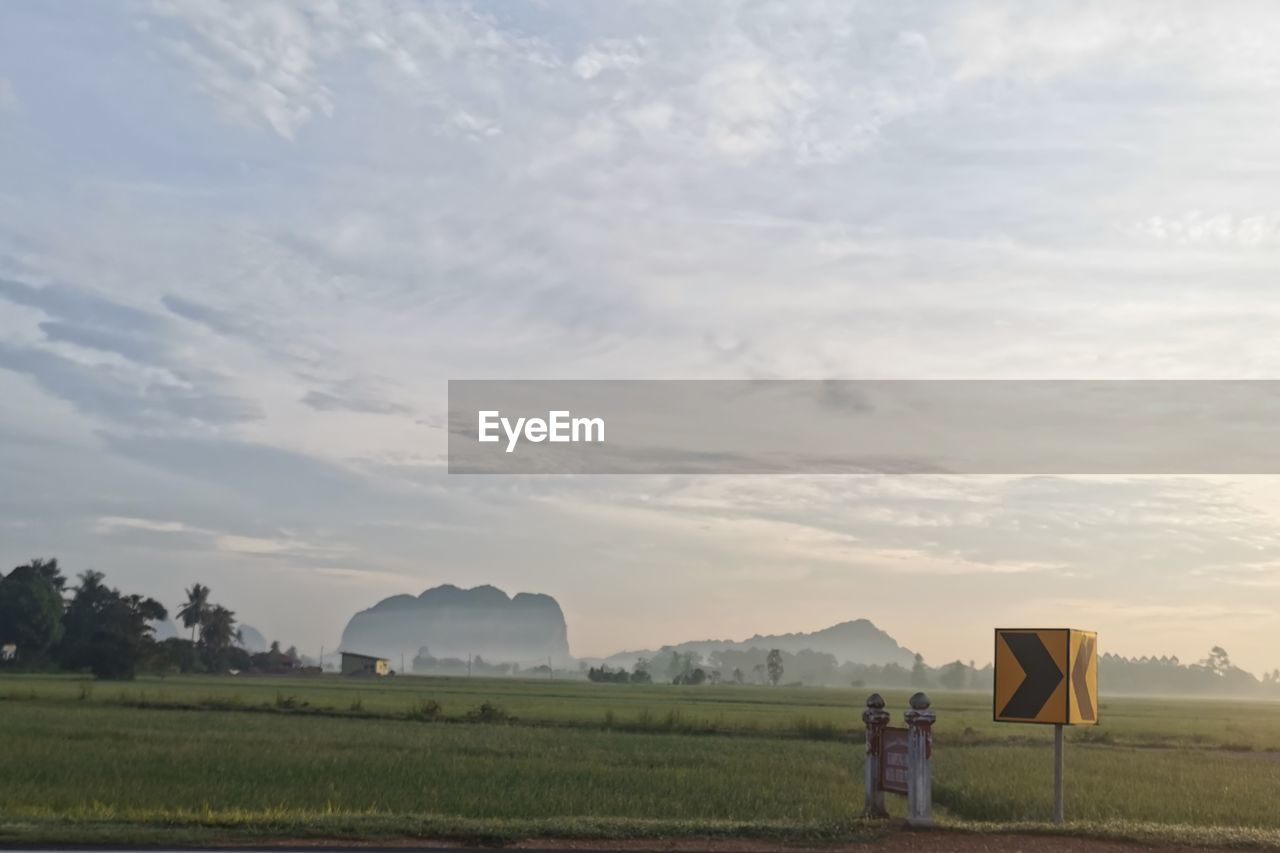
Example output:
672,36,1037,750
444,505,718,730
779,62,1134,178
3,1,1280,673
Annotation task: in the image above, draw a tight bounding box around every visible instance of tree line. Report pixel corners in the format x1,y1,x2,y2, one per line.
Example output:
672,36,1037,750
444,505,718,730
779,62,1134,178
0,557,293,679
597,645,1280,696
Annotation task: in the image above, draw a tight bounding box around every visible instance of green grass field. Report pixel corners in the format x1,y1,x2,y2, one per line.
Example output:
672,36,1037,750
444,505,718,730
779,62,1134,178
3,673,1280,847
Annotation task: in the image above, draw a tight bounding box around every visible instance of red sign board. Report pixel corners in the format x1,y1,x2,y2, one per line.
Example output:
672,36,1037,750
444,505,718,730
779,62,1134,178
880,726,909,795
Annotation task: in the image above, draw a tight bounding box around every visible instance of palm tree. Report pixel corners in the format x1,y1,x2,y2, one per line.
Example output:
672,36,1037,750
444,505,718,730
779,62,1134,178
177,583,209,643
199,605,237,650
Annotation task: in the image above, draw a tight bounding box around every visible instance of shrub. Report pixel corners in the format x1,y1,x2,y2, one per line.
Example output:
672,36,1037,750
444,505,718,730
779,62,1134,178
408,699,442,721
465,701,513,723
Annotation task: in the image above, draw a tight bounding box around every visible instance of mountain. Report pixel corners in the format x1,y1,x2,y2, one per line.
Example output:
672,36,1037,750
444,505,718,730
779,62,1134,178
237,624,267,654
149,617,179,641
339,584,571,666
599,619,916,669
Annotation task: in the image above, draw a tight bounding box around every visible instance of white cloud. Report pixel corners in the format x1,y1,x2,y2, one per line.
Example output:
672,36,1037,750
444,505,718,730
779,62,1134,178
1128,212,1280,249
573,38,646,80
148,0,335,139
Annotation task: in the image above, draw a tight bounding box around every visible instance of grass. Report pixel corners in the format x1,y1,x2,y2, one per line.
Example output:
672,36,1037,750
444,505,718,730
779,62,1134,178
8,672,1280,749
0,700,868,843
4,673,1280,846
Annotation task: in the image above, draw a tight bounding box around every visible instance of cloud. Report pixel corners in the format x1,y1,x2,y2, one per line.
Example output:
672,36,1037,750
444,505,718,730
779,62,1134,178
142,0,554,140
161,293,253,339
0,278,161,334
145,1,334,139
1128,212,1280,249
0,78,16,111
94,515,354,562
572,39,647,80
8,1,1280,671
38,321,168,364
0,343,260,426
301,389,409,415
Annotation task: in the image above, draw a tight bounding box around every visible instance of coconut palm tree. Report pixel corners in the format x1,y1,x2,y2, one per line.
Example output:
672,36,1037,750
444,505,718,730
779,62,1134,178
176,583,209,643
199,604,237,650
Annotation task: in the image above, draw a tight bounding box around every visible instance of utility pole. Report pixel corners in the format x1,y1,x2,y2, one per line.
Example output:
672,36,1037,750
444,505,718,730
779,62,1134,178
468,654,472,678
320,645,324,672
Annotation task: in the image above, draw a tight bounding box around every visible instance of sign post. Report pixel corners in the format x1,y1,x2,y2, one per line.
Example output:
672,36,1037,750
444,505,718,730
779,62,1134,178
993,628,1097,824
1054,723,1064,824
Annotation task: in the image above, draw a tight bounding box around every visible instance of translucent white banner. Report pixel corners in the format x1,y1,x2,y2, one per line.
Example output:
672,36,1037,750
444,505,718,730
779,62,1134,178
448,380,1280,474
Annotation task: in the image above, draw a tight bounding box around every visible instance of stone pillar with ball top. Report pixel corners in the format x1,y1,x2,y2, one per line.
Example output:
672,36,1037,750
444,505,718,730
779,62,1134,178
904,691,935,827
861,693,890,817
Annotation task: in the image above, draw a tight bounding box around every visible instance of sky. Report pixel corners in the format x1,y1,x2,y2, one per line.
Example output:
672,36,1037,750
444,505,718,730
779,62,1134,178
2,0,1280,674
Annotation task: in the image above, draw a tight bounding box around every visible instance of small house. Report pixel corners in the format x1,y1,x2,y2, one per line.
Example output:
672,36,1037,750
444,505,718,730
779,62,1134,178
340,651,390,676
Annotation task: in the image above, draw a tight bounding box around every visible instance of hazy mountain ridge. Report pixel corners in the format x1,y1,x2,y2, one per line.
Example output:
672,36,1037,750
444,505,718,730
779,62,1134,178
596,618,917,669
339,584,571,666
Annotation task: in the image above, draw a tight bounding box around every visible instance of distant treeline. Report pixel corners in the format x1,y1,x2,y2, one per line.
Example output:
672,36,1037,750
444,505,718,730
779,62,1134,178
1099,648,1280,697
602,645,1280,697
615,647,993,690
0,557,304,679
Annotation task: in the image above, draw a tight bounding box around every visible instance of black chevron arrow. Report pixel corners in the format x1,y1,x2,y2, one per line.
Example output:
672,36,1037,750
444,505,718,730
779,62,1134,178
1000,632,1063,719
1073,635,1095,721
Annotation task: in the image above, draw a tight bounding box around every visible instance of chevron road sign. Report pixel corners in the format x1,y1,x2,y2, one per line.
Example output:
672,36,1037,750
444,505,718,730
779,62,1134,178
993,629,1098,726
993,628,1098,824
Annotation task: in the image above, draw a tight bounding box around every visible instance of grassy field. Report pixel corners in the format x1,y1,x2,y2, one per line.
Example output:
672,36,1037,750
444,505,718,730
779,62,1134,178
3,673,1280,847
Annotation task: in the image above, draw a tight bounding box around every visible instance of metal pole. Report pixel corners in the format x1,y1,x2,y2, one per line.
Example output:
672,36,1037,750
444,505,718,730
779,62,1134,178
1053,723,1064,824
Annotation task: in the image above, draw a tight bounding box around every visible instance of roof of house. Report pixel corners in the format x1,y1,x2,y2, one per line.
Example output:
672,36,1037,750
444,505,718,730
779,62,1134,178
340,651,388,662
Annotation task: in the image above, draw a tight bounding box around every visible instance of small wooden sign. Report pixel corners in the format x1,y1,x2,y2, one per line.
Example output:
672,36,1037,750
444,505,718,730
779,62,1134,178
880,726,910,795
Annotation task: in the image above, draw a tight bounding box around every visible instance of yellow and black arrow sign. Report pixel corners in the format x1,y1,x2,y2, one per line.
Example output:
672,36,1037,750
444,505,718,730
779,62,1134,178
994,628,1098,726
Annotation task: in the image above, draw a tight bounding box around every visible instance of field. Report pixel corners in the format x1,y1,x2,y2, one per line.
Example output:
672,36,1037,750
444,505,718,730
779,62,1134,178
3,673,1280,848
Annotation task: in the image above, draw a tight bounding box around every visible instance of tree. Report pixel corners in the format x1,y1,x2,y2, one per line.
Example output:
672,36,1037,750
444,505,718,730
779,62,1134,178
58,571,166,679
26,557,66,592
938,660,968,690
0,560,66,663
911,652,930,687
200,605,238,650
766,648,784,686
665,650,698,683
1202,646,1232,675
177,583,210,643
732,667,744,684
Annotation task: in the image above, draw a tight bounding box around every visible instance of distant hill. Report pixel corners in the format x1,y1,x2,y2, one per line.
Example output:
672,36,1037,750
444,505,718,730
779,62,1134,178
237,624,267,654
149,617,179,641
339,584,571,667
598,619,916,669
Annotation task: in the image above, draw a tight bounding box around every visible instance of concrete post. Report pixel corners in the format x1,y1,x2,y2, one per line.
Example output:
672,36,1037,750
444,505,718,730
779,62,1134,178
861,693,890,817
904,691,935,827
